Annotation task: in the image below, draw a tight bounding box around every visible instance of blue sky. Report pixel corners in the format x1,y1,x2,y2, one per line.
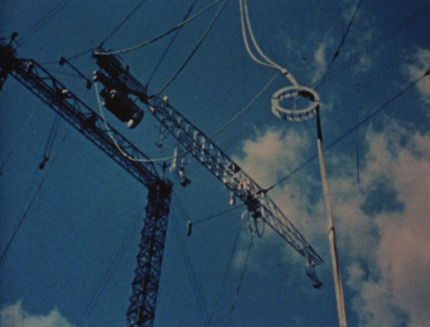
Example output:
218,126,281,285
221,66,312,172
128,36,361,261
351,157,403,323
1,1,430,326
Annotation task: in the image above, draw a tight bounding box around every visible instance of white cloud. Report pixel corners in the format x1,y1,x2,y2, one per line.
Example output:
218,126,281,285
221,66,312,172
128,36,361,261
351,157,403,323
339,0,375,73
235,118,430,326
234,128,309,189
333,122,430,327
0,301,77,327
311,41,328,84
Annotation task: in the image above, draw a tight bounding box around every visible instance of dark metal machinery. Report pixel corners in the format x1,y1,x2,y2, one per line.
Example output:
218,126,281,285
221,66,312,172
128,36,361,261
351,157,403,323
1,42,324,327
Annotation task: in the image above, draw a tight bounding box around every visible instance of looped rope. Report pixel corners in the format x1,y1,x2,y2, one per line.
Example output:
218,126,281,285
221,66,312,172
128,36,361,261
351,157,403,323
242,210,264,237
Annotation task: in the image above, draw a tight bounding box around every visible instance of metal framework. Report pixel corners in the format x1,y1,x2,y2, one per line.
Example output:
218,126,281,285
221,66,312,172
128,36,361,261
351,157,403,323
127,180,172,327
0,44,159,186
145,97,324,274
1,41,324,327
0,43,170,327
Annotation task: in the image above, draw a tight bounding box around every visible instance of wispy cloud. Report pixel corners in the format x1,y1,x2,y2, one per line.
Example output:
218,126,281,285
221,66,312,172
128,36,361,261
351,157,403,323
234,116,430,327
406,47,430,104
346,122,430,327
0,301,77,327
311,41,328,84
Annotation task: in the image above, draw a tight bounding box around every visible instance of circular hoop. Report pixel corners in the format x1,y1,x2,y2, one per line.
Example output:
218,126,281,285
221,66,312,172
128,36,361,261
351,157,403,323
271,86,320,122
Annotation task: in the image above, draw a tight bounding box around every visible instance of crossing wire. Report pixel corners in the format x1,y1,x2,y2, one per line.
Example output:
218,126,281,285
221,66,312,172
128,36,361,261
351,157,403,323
266,71,428,192
227,233,254,323
77,208,144,327
208,220,243,324
0,104,40,175
317,0,364,88
99,0,148,47
146,0,198,87
316,2,430,88
154,0,229,97
172,192,211,327
19,0,73,45
0,130,68,264
95,0,224,56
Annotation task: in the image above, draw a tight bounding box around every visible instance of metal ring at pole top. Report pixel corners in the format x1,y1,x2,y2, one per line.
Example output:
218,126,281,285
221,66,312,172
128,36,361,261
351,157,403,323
271,85,320,122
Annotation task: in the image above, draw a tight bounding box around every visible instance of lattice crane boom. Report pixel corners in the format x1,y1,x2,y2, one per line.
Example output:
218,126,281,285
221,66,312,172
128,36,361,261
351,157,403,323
0,43,172,327
147,96,324,273
0,43,159,186
1,39,324,327
93,46,324,285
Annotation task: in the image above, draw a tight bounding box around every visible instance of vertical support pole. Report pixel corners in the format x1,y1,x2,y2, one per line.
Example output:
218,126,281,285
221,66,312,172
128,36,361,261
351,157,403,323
316,108,347,327
127,179,172,327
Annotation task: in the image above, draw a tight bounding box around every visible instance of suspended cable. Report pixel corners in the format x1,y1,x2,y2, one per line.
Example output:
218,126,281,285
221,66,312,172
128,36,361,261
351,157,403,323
211,72,279,139
66,48,97,62
240,0,320,122
77,208,144,327
39,115,61,169
167,72,277,177
172,193,211,326
267,71,428,192
99,0,148,47
209,220,243,324
220,2,429,157
146,0,198,86
193,204,244,225
227,233,254,319
154,0,229,97
0,131,68,265
0,105,39,175
19,0,73,45
239,0,298,87
331,0,363,65
317,0,364,88
94,0,223,56
316,2,430,88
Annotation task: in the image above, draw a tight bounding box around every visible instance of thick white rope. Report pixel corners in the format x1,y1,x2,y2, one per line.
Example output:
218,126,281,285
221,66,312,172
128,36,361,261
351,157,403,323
239,0,298,87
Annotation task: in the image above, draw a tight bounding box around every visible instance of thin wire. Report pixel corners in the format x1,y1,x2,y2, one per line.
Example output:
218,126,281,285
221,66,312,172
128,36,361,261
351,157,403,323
331,0,363,65
146,0,198,86
210,72,279,139
317,0,364,88
0,105,39,175
172,193,211,326
19,0,73,45
99,0,148,47
94,0,223,56
227,233,254,320
208,220,243,324
154,0,229,97
77,208,144,327
43,115,61,155
0,131,68,264
193,204,244,225
267,72,427,192
316,2,430,88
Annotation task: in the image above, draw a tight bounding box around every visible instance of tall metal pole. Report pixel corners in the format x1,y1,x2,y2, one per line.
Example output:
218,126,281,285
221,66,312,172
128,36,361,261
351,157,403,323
316,108,347,327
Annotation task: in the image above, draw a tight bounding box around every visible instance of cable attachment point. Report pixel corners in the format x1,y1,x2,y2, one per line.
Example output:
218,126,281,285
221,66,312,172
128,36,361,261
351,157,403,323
242,194,265,237
170,147,191,187
306,258,323,289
